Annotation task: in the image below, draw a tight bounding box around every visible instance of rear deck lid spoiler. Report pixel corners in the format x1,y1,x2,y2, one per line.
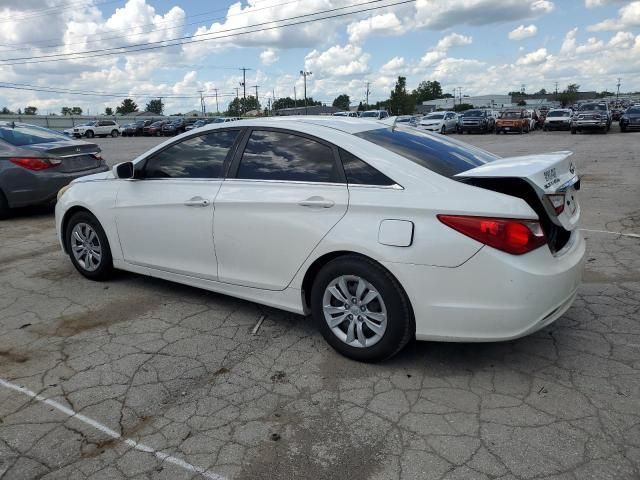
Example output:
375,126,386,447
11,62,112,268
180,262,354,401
455,151,580,231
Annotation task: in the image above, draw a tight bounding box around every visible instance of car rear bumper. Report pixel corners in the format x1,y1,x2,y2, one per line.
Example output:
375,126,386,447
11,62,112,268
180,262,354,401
3,165,110,208
383,230,585,342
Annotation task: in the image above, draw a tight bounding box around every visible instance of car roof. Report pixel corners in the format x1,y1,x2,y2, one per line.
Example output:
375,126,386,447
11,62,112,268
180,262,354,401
198,116,387,135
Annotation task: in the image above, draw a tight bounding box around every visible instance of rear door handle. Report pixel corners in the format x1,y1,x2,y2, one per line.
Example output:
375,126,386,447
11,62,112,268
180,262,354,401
184,196,210,207
298,196,335,209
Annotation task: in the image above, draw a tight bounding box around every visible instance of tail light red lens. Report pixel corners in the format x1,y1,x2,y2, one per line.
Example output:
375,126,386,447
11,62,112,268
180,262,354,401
10,157,60,171
438,215,547,255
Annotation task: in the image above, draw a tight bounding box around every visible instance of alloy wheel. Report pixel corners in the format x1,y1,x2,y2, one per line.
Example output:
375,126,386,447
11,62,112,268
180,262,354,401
322,275,387,348
70,223,102,272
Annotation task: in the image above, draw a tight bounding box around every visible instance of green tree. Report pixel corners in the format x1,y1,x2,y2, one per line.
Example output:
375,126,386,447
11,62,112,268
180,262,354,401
71,107,83,115
517,100,527,106
61,107,71,115
388,76,414,115
332,94,351,110
535,88,547,95
453,103,474,112
558,83,580,107
145,99,164,115
412,80,443,103
272,97,296,110
1,107,12,114
116,98,139,115
24,106,37,115
104,107,113,116
357,101,367,112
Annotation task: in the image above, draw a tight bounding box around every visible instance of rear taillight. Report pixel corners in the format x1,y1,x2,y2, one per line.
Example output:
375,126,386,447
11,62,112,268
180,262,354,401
546,194,565,214
438,215,547,255
9,157,61,171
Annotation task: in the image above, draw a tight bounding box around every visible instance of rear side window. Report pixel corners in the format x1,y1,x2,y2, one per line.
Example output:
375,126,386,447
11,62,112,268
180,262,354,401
339,149,394,186
144,130,239,179
355,126,497,178
237,130,338,182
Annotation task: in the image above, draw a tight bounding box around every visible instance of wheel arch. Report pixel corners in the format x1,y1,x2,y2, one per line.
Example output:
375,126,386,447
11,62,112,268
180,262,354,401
60,205,94,253
300,250,415,329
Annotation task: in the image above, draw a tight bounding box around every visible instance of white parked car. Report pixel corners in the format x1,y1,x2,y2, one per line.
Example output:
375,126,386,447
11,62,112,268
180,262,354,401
418,111,458,134
55,117,584,362
333,111,359,117
71,120,120,138
360,110,389,120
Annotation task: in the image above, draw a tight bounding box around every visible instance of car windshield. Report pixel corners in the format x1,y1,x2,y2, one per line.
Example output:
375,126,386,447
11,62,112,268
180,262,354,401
500,112,521,119
360,111,379,118
151,122,163,127
355,126,498,178
626,107,640,114
547,111,570,117
425,114,444,120
464,110,483,117
212,118,226,123
580,104,606,111
0,123,71,146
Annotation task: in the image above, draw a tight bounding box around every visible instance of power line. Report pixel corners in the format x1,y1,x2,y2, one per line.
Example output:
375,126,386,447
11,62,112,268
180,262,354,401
0,0,306,53
0,0,122,25
0,0,414,65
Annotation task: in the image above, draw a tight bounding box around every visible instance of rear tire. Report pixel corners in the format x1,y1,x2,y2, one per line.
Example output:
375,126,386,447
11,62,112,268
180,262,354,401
440,125,446,135
111,129,119,137
311,255,413,362
65,211,114,281
85,130,94,138
0,191,9,220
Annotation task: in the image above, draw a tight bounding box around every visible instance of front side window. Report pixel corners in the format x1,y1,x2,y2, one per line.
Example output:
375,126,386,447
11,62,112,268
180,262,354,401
143,130,240,179
237,130,338,183
340,149,394,186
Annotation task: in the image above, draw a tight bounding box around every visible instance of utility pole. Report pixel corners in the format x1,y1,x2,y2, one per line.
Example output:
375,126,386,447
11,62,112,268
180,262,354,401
554,81,559,101
457,86,462,105
616,77,621,105
198,90,205,116
365,81,370,107
213,88,219,114
252,85,259,107
238,67,252,115
300,70,312,114
294,86,297,104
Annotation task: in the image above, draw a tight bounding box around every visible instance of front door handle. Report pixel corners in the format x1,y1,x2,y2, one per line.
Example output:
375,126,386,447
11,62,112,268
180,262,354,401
184,196,210,207
298,196,335,208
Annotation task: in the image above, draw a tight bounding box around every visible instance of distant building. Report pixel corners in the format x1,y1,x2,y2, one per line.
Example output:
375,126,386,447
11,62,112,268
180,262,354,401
274,105,340,116
422,95,512,110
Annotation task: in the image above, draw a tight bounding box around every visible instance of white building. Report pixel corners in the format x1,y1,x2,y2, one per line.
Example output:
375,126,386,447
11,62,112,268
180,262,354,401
423,94,513,109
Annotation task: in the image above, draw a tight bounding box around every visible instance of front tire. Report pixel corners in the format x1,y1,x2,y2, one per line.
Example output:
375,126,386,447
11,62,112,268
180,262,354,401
111,129,119,137
85,130,94,138
311,255,413,362
65,211,114,281
440,125,446,135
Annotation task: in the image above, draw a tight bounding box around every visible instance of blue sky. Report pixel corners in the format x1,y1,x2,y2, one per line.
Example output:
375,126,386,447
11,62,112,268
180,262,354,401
0,0,638,114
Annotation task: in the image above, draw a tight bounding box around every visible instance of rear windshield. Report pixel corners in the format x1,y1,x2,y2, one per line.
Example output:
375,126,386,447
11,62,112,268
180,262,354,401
500,111,521,119
355,126,497,178
0,124,70,146
464,110,484,117
360,111,380,118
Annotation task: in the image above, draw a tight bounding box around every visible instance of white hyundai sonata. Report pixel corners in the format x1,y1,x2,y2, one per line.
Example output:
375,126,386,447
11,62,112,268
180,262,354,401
55,117,585,362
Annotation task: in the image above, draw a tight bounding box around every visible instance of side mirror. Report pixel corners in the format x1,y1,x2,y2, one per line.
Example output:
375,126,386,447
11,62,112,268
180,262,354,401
113,161,134,179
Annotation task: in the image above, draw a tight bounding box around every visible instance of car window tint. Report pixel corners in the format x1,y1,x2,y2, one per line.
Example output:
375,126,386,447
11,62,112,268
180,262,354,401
237,130,337,182
339,148,394,186
0,124,69,146
144,130,240,179
355,126,498,178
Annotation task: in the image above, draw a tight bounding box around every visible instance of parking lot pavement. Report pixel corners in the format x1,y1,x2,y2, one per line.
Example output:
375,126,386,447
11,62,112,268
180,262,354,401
1,130,639,480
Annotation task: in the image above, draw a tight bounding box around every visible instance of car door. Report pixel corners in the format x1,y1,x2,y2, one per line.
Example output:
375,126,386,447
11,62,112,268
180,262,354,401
114,129,242,280
213,128,349,290
444,113,455,132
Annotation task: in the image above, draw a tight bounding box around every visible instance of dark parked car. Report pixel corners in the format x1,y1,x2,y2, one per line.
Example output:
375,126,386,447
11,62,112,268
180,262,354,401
571,102,611,134
0,122,107,219
459,109,495,134
123,120,153,136
619,105,640,132
144,121,167,136
161,119,186,136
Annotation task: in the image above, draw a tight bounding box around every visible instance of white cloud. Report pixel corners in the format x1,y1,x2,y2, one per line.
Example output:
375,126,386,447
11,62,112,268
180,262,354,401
585,0,627,7
508,24,538,40
304,44,370,77
260,48,279,66
588,1,640,31
436,32,473,50
516,47,549,65
347,12,403,44
379,56,406,75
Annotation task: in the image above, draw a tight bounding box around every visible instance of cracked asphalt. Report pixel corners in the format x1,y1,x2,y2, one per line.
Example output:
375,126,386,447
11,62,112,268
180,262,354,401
1,130,639,480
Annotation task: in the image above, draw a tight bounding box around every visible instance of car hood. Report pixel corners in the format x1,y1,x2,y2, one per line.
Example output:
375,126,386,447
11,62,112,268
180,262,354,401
623,113,640,119
71,170,114,184
420,120,443,126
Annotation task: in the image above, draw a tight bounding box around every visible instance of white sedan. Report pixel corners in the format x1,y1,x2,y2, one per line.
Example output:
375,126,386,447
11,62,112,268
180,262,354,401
55,117,585,362
418,111,458,134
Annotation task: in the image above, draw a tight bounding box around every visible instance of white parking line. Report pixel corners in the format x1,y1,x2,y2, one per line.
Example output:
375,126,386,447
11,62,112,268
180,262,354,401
580,228,640,239
0,378,226,480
